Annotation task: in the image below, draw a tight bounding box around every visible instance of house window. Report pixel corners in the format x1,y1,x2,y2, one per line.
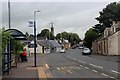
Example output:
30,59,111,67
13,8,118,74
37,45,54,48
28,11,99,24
104,41,106,53
112,28,114,33
116,28,120,32
28,44,37,48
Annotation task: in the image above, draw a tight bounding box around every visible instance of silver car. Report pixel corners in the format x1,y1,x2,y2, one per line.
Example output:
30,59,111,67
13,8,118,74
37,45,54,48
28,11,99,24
82,48,91,55
60,49,65,53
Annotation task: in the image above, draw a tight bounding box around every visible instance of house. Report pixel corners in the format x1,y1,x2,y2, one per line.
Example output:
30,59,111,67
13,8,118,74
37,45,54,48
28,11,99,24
63,40,71,49
24,40,61,54
58,39,71,49
92,21,120,55
37,40,61,53
24,40,43,54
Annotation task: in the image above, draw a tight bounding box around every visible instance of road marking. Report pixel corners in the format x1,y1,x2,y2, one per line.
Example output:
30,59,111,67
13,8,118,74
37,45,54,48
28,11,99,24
45,64,49,69
110,76,115,79
101,73,109,77
67,70,72,74
89,63,103,69
89,63,98,67
57,67,60,70
69,67,72,69
97,66,103,69
80,60,86,63
63,67,67,69
85,67,89,69
46,72,53,78
80,65,83,67
38,67,47,78
73,58,76,60
61,67,64,69
92,69,98,73
111,70,120,74
26,67,38,70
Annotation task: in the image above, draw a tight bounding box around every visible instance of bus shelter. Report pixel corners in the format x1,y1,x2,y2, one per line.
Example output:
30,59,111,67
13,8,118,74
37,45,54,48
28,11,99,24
2,29,26,74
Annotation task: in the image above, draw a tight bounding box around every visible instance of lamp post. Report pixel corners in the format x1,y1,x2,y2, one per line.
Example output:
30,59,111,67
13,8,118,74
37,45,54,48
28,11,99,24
33,10,40,67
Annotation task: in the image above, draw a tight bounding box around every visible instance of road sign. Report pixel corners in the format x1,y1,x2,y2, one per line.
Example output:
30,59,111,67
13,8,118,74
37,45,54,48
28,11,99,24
28,20,34,27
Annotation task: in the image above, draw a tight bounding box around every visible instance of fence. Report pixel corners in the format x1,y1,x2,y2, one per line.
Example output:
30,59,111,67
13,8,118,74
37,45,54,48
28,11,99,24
2,52,18,74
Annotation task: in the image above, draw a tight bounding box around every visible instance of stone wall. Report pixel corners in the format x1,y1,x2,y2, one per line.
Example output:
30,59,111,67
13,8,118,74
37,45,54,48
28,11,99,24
118,31,120,55
108,31,120,55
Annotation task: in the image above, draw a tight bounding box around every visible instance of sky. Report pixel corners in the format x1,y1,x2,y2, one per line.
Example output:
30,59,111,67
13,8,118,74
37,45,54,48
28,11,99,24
1,0,120,39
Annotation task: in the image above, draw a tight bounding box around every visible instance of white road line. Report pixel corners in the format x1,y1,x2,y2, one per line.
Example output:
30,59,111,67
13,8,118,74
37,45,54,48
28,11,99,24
85,67,89,69
80,65,83,67
92,69,98,73
61,67,64,69
97,66,103,69
89,63,98,67
110,76,115,79
62,67,66,70
111,70,120,74
45,64,49,69
57,67,60,70
101,73,109,77
67,70,72,73
73,58,77,60
80,61,86,63
89,63,103,69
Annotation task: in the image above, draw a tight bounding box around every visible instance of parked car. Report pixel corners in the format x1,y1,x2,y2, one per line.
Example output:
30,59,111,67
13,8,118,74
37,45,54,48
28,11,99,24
60,49,65,53
79,46,84,49
82,48,91,55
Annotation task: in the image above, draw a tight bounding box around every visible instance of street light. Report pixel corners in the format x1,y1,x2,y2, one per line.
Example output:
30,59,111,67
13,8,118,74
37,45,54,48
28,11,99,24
33,10,40,67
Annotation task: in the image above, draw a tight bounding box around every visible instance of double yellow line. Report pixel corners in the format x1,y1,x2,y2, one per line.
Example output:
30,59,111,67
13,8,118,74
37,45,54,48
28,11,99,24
38,64,52,79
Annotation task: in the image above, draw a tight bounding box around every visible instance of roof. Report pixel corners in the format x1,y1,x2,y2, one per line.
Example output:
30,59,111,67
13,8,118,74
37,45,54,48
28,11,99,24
5,29,26,40
49,40,61,48
37,40,61,48
37,40,49,48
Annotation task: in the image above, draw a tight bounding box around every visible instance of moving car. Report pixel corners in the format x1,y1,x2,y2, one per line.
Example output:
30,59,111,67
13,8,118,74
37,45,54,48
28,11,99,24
82,48,91,55
60,49,65,53
79,46,84,49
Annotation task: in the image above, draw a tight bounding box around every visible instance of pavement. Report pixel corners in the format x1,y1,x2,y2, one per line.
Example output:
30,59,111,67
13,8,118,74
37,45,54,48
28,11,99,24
90,54,120,63
2,54,52,80
1,51,120,80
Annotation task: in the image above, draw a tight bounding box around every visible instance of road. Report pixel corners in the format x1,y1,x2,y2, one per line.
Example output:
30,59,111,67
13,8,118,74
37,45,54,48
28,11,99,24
36,48,119,80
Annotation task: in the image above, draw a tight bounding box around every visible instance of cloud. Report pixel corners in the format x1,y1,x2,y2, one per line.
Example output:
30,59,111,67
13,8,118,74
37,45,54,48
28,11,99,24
1,2,118,39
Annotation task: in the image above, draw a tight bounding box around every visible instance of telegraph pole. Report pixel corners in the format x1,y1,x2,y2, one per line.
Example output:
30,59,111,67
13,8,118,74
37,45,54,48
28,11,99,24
8,0,11,71
8,0,11,29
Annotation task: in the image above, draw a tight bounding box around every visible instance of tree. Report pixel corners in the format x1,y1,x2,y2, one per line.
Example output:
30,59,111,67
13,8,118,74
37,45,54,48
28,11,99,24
56,33,61,40
28,34,34,41
37,29,55,40
12,40,24,54
68,33,81,46
84,28,99,49
56,31,81,46
25,32,29,39
0,28,24,54
0,28,11,53
94,2,120,34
